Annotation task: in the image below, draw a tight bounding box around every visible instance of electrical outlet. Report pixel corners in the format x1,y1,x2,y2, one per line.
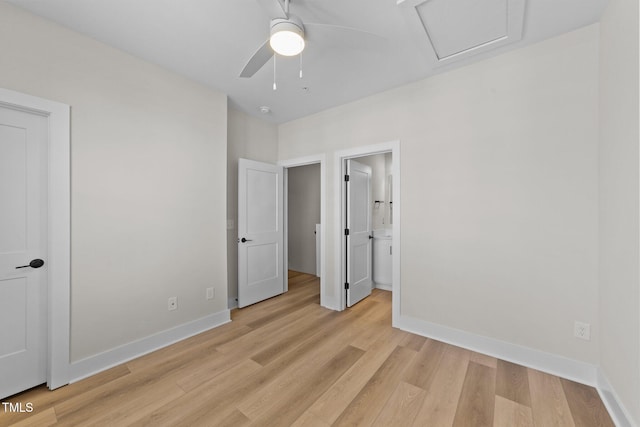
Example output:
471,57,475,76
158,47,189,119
206,287,215,300
574,321,590,340
168,297,177,311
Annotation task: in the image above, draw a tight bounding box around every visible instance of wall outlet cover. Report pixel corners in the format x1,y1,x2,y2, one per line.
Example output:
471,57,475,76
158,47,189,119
574,321,590,340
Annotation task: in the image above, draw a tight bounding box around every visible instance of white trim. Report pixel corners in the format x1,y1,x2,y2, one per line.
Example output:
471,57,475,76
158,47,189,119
375,284,393,292
278,155,327,309
283,168,289,293
597,369,637,427
334,155,344,312
228,297,238,310
0,87,71,390
334,141,400,319
69,310,231,383
396,314,598,386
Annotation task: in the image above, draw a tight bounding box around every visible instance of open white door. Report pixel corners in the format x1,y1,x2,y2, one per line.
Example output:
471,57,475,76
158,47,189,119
346,159,373,307
0,104,48,399
238,158,285,308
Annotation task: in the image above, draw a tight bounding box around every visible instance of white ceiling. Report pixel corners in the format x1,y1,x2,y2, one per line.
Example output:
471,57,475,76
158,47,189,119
7,0,608,123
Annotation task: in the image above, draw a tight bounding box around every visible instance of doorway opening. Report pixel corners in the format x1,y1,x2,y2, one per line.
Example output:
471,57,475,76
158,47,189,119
236,156,326,309
280,155,326,304
335,141,400,324
285,163,321,281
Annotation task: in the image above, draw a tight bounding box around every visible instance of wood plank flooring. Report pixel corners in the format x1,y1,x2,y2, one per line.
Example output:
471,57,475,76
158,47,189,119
0,271,614,426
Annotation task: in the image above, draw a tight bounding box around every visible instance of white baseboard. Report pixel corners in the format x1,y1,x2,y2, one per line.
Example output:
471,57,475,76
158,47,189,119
69,309,231,383
395,314,597,386
375,284,392,291
228,297,238,310
597,369,637,427
397,314,640,425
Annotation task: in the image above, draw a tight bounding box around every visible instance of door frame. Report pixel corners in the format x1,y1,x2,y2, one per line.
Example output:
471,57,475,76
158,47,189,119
335,141,400,326
279,155,326,304
0,88,71,390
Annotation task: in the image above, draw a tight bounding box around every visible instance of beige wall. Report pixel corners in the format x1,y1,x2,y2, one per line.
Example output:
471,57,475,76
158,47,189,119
0,3,228,362
279,25,600,363
226,106,279,306
287,164,321,275
598,0,640,423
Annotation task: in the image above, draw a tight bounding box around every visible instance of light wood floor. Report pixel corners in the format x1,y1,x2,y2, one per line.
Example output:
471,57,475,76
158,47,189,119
1,271,614,426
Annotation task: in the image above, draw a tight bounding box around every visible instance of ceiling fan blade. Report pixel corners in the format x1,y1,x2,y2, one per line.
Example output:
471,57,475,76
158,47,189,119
305,23,386,50
256,0,287,19
240,40,274,78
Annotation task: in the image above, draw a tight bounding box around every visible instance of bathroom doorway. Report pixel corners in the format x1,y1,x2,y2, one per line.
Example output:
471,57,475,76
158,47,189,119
353,153,393,289
336,141,400,324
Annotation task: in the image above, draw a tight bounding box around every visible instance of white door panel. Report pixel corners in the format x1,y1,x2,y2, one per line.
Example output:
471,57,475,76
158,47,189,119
246,168,278,233
247,243,279,283
0,277,28,355
0,105,48,399
238,159,284,308
0,124,27,253
346,160,372,307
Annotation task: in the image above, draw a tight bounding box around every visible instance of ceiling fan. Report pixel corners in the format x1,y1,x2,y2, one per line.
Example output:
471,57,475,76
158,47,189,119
240,0,381,78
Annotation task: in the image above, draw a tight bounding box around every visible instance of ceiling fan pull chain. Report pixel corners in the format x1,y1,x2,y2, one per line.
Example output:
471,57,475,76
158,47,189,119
299,52,303,79
273,54,277,91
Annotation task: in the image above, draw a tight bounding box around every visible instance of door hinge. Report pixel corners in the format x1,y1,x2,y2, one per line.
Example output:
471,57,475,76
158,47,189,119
344,229,350,236
345,282,350,290
344,174,350,182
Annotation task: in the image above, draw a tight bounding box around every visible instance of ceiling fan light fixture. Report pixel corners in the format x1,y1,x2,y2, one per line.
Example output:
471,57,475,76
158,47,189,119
270,19,305,56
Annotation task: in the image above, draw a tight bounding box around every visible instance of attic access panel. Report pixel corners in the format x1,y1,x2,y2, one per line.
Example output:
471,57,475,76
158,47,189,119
398,0,526,64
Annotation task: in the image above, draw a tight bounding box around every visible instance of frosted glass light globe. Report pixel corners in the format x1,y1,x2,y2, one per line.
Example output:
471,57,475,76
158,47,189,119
270,21,305,56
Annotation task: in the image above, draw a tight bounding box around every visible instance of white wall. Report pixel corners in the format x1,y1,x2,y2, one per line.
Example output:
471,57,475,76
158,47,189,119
279,25,600,364
287,164,321,275
226,106,279,306
0,3,228,362
598,0,640,423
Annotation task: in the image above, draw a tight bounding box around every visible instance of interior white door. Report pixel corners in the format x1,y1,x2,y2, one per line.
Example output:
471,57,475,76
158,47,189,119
0,104,48,399
346,159,373,307
238,158,284,308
